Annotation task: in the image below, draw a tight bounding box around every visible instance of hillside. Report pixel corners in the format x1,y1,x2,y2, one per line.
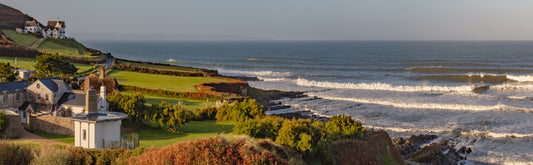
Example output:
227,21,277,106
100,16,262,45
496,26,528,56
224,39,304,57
0,3,35,30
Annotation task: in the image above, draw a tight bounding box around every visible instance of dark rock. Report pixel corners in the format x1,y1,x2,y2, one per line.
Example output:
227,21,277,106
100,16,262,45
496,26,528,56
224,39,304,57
406,140,469,165
472,85,490,94
394,134,438,155
458,146,473,154
393,137,406,145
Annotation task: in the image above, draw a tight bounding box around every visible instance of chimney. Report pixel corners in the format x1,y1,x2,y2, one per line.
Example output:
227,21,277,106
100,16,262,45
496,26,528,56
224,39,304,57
99,66,105,80
85,89,98,114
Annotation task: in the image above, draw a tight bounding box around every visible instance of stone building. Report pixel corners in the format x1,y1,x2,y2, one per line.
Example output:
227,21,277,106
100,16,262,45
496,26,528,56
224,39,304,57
0,81,30,110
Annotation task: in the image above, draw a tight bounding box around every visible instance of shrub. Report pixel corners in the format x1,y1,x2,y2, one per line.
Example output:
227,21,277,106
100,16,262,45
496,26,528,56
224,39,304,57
107,91,146,121
127,137,290,165
31,146,71,165
234,116,284,140
196,107,217,120
0,111,9,131
0,141,33,165
326,114,366,140
215,99,264,122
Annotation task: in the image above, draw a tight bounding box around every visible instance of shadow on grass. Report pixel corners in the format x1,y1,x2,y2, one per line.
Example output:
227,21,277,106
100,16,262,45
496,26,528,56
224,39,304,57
124,120,235,148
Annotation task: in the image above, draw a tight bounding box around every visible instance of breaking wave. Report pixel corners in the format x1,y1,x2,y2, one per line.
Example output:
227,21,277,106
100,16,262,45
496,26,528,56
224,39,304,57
317,96,533,112
218,69,294,77
295,78,475,92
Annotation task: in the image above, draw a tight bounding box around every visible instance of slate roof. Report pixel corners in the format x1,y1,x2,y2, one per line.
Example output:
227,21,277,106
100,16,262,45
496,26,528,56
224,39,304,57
38,78,73,92
61,93,86,107
0,81,30,93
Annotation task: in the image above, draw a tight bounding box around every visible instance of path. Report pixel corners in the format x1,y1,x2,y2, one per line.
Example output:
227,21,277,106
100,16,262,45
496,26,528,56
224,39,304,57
2,113,68,145
30,38,45,49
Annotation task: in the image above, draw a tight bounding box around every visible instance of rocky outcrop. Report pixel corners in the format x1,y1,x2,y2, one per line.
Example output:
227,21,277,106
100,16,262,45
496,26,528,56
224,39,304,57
330,130,405,165
393,135,472,164
393,134,438,155
407,140,470,165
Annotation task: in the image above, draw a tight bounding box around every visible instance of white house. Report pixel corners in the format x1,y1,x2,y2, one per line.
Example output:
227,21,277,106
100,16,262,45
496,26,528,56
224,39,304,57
16,69,36,79
23,20,42,33
71,89,126,149
41,18,66,39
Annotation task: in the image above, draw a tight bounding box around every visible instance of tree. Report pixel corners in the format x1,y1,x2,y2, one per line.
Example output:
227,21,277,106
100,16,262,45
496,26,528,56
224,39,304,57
149,101,187,133
107,91,146,121
34,54,78,78
215,99,264,122
0,62,16,82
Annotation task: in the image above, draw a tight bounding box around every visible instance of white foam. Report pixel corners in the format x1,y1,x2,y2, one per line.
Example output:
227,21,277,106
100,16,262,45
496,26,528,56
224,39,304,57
219,69,293,77
296,78,475,92
317,95,533,112
167,58,176,62
507,75,533,82
462,130,533,138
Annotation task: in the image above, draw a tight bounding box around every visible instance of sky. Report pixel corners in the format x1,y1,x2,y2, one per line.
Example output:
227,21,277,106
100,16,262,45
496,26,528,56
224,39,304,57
3,0,533,41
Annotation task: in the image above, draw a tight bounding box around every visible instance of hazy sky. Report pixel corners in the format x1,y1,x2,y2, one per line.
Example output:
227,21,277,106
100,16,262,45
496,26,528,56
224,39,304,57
3,0,533,40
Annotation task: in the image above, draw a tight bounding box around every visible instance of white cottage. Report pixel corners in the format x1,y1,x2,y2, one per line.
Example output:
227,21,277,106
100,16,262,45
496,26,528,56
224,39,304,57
42,18,66,39
71,89,127,149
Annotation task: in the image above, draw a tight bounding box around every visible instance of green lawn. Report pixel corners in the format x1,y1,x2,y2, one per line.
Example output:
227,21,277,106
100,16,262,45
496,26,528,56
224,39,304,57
2,29,38,47
31,131,74,145
35,39,105,61
121,90,215,110
137,120,234,148
117,59,198,73
108,70,228,92
0,56,36,69
0,56,95,75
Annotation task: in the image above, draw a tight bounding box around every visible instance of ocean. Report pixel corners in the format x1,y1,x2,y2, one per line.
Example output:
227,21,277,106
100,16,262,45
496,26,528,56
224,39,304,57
83,40,533,164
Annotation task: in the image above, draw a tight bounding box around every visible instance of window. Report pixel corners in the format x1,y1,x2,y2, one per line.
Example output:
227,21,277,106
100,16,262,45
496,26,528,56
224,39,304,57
3,95,7,105
83,129,87,140
28,93,32,100
37,94,40,101
36,84,40,89
45,94,49,101
16,91,20,102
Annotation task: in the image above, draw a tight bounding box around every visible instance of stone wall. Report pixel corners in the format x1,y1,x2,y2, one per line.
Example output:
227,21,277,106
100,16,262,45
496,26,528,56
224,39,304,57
29,115,74,136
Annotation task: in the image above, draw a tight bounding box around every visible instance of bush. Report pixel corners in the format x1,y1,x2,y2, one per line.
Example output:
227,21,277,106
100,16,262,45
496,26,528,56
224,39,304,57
31,146,71,165
127,137,291,165
326,114,366,140
148,101,187,133
215,99,264,122
234,116,284,140
195,107,217,120
0,141,33,165
107,91,146,121
0,111,9,131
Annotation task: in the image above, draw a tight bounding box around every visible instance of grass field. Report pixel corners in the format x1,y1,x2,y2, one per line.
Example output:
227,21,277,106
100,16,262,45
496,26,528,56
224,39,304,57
108,70,228,92
137,120,234,148
0,56,95,74
117,59,198,73
0,56,36,69
2,29,38,47
35,39,105,61
121,89,215,110
31,131,74,145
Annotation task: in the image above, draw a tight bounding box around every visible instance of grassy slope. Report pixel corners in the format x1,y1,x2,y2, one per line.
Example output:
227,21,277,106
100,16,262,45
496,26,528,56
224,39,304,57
117,59,198,73
121,89,215,110
2,29,38,47
35,39,105,60
0,56,94,74
137,120,235,148
30,131,74,145
108,70,228,92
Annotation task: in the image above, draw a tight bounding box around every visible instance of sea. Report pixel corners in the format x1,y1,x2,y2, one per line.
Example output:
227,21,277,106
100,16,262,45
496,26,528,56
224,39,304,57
83,40,533,164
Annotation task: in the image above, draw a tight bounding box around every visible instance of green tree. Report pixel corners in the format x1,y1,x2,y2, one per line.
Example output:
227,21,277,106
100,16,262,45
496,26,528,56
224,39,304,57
150,101,187,133
0,111,9,131
0,62,16,82
34,54,78,78
107,91,145,121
